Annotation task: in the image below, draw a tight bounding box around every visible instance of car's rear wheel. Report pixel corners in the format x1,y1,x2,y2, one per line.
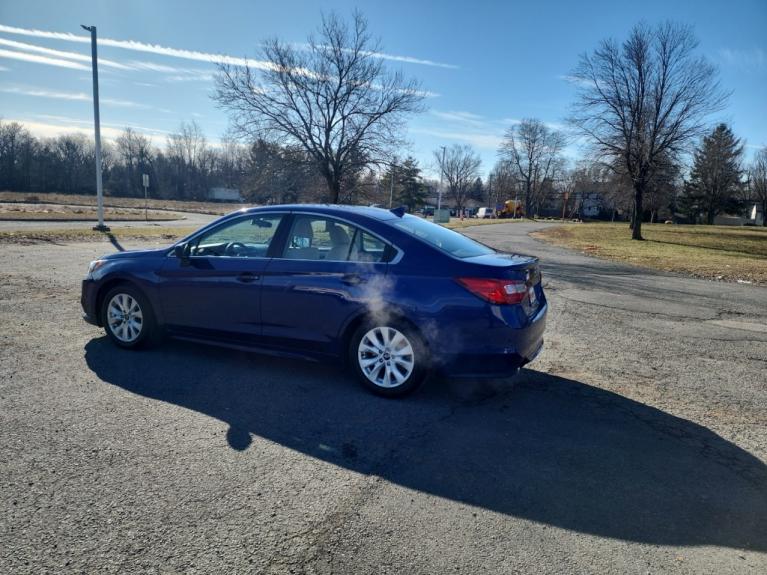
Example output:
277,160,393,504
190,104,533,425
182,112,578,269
349,322,428,397
101,285,156,349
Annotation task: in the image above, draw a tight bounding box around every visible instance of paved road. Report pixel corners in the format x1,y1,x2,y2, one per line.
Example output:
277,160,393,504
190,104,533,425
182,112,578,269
1,223,765,574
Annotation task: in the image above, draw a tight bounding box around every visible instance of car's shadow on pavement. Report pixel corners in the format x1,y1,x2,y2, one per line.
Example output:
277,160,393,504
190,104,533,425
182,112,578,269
84,337,767,552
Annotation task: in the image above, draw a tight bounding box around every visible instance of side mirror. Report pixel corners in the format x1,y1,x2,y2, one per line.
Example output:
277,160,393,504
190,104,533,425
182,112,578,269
174,243,191,266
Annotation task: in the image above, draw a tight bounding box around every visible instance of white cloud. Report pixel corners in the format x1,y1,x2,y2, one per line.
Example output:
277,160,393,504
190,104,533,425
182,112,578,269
0,86,158,110
410,126,503,150
362,49,458,69
4,117,166,145
0,47,89,70
0,23,457,75
558,74,593,88
34,114,171,135
0,37,131,69
165,70,216,82
297,43,458,69
0,36,222,81
429,110,486,126
417,111,568,152
0,23,273,70
719,48,766,71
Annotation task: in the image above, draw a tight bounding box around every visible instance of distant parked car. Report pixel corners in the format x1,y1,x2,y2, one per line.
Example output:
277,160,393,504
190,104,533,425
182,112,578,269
477,207,496,219
81,205,547,397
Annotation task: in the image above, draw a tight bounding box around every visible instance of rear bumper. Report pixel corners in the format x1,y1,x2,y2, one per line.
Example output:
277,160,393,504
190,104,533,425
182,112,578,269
434,302,547,379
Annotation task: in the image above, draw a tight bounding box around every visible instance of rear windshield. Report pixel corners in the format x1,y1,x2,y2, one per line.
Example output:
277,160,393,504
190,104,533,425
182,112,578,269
392,215,495,258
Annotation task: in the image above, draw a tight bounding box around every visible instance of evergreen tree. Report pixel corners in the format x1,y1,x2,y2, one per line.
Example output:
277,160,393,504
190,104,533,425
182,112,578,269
470,177,484,201
681,124,744,224
395,157,427,211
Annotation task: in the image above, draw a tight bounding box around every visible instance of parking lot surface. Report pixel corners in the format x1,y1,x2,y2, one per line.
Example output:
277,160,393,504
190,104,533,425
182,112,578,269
1,222,765,574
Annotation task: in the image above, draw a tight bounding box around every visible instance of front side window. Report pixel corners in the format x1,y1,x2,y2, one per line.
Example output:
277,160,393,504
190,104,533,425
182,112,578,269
282,215,390,263
190,214,283,258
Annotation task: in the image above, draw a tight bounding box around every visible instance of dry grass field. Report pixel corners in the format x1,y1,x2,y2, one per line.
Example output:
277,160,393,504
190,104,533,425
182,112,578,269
533,222,767,284
0,190,243,215
0,202,178,222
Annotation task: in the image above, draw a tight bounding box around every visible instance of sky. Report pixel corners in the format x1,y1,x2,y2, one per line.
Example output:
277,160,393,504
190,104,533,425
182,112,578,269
0,0,765,177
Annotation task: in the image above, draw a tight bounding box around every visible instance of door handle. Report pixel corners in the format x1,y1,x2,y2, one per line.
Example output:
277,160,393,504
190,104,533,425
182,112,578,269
237,272,260,283
341,273,365,286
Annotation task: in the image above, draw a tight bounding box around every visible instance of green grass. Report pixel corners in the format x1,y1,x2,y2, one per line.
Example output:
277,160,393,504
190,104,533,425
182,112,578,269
533,222,767,284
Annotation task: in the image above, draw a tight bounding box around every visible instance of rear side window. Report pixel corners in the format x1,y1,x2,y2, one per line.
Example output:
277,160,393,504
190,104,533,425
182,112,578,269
392,215,494,258
349,230,387,262
282,215,393,262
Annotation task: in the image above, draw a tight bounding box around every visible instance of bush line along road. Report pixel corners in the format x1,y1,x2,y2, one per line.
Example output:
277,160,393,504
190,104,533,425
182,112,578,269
0,220,765,573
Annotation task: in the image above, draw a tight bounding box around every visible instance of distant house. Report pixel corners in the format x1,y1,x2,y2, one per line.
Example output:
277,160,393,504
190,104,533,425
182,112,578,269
748,203,765,226
713,204,764,226
538,191,606,219
577,192,603,218
208,187,243,202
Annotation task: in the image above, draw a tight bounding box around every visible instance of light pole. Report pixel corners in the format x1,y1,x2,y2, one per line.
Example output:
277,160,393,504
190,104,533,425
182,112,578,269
81,24,108,231
437,145,446,214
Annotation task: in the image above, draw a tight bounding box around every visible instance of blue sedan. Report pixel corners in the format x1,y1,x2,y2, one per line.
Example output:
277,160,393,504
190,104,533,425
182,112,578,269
81,205,547,396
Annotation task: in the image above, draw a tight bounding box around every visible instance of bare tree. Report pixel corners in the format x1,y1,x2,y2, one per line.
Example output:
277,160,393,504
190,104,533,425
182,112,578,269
488,160,521,207
644,155,681,223
568,22,727,239
498,118,567,217
435,144,481,213
115,128,153,196
167,121,210,171
748,147,767,226
166,121,214,199
214,11,425,203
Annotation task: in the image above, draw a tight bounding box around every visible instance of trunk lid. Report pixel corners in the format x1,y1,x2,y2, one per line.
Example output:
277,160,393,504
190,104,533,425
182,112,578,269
461,252,543,315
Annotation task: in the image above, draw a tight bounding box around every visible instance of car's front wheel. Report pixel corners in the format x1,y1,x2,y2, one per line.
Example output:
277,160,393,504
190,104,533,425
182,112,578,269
101,285,156,349
349,322,428,397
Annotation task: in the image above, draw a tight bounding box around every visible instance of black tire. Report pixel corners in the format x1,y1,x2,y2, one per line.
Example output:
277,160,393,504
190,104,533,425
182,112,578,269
100,284,158,349
348,320,428,398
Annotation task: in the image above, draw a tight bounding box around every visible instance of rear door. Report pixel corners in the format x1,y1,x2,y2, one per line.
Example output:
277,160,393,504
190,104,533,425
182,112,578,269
158,212,287,342
259,214,394,356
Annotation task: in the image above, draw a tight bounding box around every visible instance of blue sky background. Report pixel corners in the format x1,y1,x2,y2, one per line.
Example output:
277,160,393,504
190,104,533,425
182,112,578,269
0,0,765,177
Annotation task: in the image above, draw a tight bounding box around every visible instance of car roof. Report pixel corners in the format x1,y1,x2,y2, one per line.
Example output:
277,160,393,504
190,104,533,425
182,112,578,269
238,204,399,221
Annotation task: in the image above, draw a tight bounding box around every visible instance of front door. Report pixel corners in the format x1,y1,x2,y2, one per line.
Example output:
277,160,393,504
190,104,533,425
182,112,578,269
158,212,286,343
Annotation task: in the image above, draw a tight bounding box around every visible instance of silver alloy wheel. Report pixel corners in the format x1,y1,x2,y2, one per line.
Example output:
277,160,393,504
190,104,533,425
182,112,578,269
358,326,415,388
107,293,144,343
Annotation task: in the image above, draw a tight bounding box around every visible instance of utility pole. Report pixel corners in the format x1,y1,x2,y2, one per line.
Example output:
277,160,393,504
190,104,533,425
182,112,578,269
81,24,108,231
488,173,494,210
388,163,396,208
437,145,446,214
562,191,569,221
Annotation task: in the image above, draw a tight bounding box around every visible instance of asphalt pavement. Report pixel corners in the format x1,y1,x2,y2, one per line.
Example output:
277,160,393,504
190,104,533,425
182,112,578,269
0,221,765,574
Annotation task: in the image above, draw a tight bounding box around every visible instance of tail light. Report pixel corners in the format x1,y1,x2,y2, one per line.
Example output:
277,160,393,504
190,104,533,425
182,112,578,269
456,277,527,305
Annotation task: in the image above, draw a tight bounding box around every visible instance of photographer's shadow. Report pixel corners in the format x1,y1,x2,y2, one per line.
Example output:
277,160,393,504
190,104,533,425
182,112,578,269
85,337,767,552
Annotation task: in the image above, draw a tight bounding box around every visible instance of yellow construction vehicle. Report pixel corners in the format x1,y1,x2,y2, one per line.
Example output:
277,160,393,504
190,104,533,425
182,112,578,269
498,199,525,218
